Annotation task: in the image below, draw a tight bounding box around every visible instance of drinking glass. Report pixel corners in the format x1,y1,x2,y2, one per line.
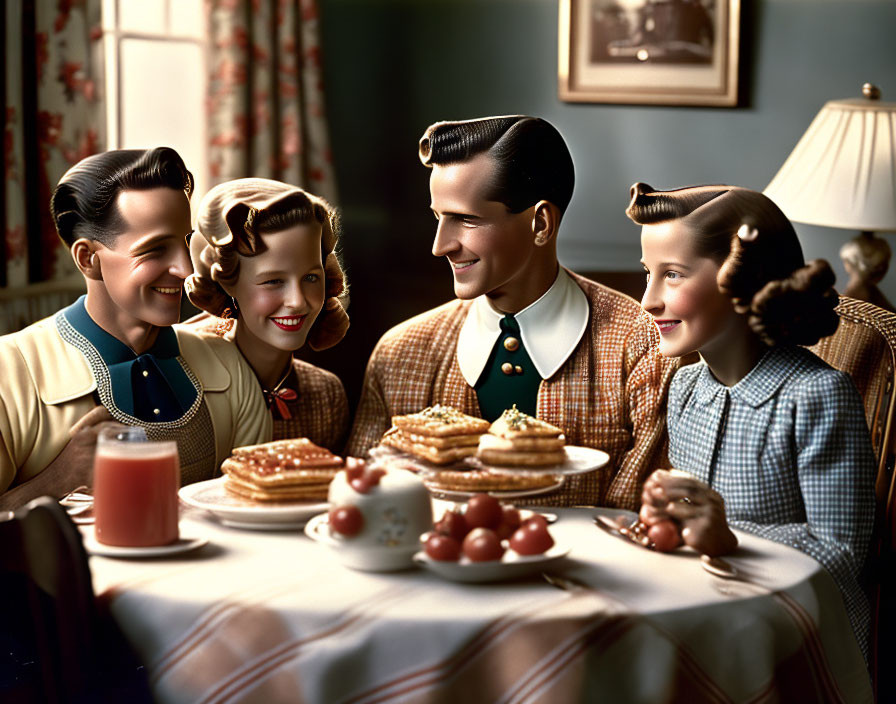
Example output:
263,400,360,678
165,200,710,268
93,424,180,547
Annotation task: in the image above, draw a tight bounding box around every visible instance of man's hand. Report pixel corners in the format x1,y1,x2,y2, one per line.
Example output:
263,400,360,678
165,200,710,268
640,469,738,557
0,406,113,510
56,406,116,487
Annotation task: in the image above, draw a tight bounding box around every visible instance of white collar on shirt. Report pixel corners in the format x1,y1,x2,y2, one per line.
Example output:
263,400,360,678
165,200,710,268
456,268,589,386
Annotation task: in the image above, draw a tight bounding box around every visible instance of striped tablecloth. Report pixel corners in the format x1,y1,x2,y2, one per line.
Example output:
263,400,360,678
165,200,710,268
86,507,872,704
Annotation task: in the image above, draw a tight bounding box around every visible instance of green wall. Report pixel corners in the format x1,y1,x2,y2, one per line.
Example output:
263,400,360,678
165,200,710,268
314,0,896,403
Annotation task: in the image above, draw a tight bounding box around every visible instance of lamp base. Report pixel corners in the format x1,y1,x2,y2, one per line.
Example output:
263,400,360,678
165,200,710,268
839,231,894,312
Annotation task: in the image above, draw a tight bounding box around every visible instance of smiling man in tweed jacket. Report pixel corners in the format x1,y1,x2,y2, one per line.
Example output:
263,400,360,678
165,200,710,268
347,116,677,508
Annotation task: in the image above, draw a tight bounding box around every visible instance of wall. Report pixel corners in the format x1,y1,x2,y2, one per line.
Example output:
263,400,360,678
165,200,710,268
312,0,896,407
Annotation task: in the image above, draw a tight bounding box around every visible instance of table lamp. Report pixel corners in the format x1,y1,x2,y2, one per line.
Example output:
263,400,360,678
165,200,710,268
765,83,896,311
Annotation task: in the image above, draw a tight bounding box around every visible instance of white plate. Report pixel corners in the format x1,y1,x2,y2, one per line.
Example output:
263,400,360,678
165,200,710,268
179,477,327,530
83,528,208,558
475,446,611,476
422,476,565,502
413,544,571,583
304,513,419,572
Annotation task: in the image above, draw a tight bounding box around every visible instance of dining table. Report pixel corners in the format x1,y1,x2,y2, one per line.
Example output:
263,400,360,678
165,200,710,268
84,501,873,704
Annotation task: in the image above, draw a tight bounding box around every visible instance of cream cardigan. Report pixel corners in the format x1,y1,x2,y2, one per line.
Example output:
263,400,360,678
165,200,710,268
0,314,271,491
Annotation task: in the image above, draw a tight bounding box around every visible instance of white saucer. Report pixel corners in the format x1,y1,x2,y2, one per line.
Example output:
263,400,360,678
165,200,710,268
304,513,419,572
83,528,208,558
413,543,570,583
179,477,327,530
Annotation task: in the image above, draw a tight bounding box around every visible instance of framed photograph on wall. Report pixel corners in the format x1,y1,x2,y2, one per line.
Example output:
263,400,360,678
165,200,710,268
559,0,741,107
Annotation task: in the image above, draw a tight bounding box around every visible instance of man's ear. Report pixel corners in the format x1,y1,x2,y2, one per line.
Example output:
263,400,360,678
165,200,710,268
72,239,102,280
532,200,560,247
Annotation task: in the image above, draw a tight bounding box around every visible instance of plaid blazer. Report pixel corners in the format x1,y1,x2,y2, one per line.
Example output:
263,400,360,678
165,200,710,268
347,271,679,508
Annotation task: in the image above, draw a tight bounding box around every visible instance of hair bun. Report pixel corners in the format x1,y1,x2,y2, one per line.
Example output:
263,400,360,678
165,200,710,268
746,259,839,346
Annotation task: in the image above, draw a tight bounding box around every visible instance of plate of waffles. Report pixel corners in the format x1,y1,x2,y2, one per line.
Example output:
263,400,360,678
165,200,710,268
369,443,566,499
471,407,610,476
179,477,328,530
422,474,565,502
180,438,343,529
473,446,611,477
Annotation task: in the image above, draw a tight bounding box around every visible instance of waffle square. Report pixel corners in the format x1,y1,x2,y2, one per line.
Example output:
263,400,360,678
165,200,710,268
391,405,490,438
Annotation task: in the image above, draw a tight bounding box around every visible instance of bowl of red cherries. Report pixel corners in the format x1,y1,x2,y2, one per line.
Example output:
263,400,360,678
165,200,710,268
413,493,569,583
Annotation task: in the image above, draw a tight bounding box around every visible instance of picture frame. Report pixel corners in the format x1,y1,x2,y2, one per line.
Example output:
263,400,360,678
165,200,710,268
558,0,741,107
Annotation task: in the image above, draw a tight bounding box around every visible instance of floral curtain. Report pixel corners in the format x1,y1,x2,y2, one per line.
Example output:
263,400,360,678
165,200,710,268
3,0,104,291
206,0,337,203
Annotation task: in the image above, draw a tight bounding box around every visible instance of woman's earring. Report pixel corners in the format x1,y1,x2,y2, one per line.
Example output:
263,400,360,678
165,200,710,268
216,297,238,335
534,235,546,246
221,297,239,320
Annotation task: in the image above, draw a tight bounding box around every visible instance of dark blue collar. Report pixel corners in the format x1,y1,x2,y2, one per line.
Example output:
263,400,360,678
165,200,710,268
63,295,180,362
61,296,197,422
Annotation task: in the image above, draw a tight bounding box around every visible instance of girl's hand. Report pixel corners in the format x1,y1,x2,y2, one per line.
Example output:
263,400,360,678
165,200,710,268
640,469,738,557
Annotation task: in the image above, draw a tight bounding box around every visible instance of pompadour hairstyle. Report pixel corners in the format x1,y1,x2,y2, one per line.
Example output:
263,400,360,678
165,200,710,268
50,147,194,247
419,116,575,216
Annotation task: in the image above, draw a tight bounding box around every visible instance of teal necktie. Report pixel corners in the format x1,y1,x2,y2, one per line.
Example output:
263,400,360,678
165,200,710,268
474,315,541,422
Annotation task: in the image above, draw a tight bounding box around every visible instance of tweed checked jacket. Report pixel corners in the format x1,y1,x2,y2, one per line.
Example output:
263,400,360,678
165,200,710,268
347,271,679,508
271,358,350,453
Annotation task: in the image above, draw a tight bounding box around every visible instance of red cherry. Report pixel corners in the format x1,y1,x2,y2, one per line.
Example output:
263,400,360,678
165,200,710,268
350,476,375,494
464,493,503,530
462,528,505,562
329,505,364,536
522,514,548,531
509,519,554,555
434,510,469,542
495,506,522,540
344,457,366,481
424,534,461,561
647,520,682,552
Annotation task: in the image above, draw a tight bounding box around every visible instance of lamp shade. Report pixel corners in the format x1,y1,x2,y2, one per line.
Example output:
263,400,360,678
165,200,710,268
765,89,896,232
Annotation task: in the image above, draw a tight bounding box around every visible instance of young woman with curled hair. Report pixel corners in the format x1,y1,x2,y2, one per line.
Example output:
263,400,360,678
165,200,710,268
184,178,350,451
628,182,875,656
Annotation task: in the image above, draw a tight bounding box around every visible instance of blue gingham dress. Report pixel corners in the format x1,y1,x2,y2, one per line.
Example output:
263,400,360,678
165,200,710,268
668,345,876,655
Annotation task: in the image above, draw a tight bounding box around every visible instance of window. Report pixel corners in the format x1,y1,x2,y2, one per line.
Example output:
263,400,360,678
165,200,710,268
101,0,208,202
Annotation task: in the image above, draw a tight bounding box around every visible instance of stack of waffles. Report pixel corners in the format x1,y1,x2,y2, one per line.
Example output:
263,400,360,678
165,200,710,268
381,405,490,465
222,438,344,502
476,406,567,467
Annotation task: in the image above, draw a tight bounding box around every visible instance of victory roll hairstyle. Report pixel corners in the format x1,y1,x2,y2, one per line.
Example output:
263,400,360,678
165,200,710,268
186,178,349,351
626,182,839,347
50,147,194,247
419,116,575,216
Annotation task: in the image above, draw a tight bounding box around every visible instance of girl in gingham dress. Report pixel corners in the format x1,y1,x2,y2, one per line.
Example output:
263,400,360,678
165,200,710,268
627,183,876,655
184,178,350,452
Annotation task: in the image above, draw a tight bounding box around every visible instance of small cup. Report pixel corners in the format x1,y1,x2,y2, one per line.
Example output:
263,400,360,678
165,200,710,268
93,424,180,547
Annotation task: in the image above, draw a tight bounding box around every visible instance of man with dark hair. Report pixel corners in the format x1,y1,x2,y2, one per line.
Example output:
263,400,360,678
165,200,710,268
0,148,270,508
347,116,678,508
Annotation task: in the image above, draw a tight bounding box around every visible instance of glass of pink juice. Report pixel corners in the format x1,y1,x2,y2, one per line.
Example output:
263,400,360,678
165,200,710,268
93,425,180,547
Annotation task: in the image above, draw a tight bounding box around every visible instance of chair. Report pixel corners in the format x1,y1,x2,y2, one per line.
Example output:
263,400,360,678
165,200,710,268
808,296,896,700
0,496,151,703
